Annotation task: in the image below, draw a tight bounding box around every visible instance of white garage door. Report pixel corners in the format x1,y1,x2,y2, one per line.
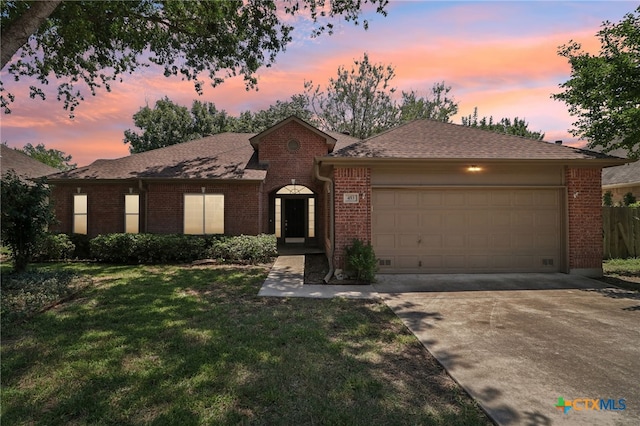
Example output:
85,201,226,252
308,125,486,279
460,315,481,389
372,188,563,273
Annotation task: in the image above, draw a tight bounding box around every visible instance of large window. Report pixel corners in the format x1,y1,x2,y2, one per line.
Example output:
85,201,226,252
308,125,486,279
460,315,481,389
184,194,224,235
125,194,139,234
73,194,87,235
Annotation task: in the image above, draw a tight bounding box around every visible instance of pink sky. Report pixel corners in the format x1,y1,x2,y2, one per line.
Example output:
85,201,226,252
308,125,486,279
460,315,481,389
1,1,635,167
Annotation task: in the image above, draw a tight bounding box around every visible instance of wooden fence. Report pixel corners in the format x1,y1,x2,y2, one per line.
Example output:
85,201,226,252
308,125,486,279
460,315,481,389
603,207,640,259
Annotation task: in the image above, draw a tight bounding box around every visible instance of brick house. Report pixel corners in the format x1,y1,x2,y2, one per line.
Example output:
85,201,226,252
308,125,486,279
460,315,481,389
47,116,625,277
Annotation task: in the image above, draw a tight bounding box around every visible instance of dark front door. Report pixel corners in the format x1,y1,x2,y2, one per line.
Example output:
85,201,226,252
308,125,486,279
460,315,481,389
284,199,305,238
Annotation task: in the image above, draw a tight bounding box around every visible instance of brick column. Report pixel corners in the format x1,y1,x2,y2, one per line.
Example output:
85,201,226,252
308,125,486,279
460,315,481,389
566,167,603,277
333,167,372,269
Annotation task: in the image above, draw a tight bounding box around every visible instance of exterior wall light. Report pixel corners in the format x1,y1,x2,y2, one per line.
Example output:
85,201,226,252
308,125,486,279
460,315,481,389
467,165,482,172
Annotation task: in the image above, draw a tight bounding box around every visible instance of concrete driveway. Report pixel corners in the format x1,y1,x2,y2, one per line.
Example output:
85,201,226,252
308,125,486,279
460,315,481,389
374,274,640,426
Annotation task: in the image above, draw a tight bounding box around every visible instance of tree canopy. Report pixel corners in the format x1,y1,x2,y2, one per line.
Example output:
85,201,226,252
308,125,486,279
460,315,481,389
18,142,76,170
304,53,399,139
305,54,459,139
461,107,545,140
1,0,388,116
400,82,458,123
124,95,314,153
553,6,640,157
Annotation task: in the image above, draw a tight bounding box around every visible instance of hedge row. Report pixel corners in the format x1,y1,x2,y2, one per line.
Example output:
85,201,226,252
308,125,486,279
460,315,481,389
33,233,277,265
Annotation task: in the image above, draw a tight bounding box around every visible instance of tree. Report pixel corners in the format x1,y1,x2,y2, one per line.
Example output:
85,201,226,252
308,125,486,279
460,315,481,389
1,171,56,272
229,94,314,133
19,142,76,170
461,107,545,140
1,0,388,116
124,97,197,153
552,6,640,157
124,95,313,153
399,82,458,123
305,53,400,139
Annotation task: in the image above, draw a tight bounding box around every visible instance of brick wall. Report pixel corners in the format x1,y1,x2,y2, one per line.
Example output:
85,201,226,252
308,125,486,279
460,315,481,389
146,182,261,235
566,167,603,275
257,121,330,238
50,182,141,236
333,167,372,269
50,181,262,237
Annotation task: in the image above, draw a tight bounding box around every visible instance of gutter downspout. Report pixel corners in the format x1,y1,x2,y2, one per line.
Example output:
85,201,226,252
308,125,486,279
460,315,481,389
314,161,334,283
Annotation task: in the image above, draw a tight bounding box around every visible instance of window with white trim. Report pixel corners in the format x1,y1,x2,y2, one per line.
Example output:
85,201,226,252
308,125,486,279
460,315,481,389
184,194,224,235
73,194,87,235
125,194,139,234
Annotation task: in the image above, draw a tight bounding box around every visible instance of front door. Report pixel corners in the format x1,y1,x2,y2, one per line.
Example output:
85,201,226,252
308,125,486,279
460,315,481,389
284,198,305,239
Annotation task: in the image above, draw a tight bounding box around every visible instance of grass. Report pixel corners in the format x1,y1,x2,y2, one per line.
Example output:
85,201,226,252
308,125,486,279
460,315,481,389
1,263,491,425
601,258,640,291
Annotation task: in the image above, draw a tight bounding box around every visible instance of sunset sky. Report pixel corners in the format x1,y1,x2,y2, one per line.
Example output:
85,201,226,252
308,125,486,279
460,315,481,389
1,1,636,167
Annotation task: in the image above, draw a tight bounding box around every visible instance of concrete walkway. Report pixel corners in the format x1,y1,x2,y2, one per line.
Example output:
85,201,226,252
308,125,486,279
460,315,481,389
258,255,378,299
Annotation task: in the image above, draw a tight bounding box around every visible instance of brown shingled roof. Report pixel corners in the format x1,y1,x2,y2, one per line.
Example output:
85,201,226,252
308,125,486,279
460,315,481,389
49,133,263,180
331,119,621,161
1,144,58,179
47,130,361,181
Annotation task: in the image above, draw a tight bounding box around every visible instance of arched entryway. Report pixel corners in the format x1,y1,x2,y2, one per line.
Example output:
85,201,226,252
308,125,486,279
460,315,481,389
271,184,316,246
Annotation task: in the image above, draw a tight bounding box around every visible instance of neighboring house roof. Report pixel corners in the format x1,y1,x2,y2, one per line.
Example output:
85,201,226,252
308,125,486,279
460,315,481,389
0,144,58,179
590,147,640,187
602,162,640,186
48,129,360,181
330,119,624,162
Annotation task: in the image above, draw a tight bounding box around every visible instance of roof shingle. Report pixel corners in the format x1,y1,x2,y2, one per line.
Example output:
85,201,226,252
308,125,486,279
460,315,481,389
331,119,621,161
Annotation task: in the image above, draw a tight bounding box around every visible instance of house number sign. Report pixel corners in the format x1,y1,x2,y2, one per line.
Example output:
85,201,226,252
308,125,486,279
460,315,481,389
343,193,359,203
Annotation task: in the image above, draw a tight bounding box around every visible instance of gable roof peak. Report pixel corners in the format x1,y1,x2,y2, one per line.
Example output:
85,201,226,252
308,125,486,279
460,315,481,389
249,115,337,151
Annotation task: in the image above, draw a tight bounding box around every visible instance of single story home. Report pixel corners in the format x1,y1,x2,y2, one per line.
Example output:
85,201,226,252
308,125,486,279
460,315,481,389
47,116,626,277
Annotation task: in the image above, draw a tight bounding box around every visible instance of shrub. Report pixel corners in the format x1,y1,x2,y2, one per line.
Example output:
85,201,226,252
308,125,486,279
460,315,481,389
33,233,75,261
90,233,208,264
603,190,613,207
1,172,55,272
207,234,277,264
345,238,378,283
69,233,91,259
623,192,637,206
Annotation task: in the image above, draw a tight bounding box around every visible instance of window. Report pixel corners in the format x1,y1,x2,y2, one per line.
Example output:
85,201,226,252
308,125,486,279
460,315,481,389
73,194,87,235
184,194,224,235
308,198,315,238
125,194,139,234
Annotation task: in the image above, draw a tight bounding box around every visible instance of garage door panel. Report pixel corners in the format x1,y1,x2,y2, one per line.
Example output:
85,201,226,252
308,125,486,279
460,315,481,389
420,192,443,207
374,234,395,250
445,213,465,230
373,191,396,208
373,212,396,230
422,234,443,248
421,213,442,230
468,235,489,248
398,234,419,249
398,213,419,230
468,192,490,206
512,211,534,227
398,192,419,207
444,192,465,206
444,235,465,248
373,188,563,273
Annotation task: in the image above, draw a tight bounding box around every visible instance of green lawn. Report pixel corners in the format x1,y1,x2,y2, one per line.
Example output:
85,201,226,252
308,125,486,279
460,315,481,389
601,258,640,291
1,263,490,425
